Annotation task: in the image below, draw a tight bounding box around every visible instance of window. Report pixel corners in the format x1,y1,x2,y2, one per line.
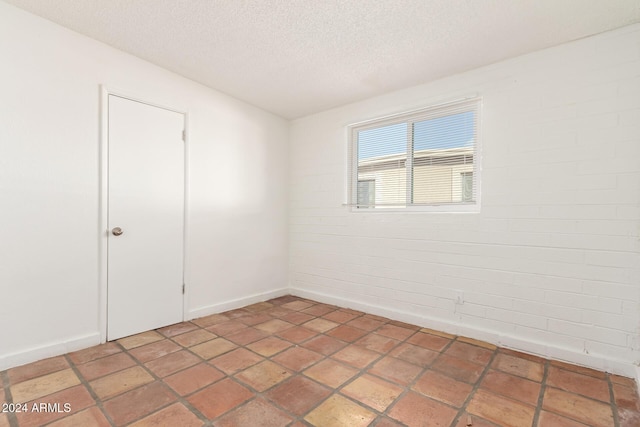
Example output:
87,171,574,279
349,98,480,210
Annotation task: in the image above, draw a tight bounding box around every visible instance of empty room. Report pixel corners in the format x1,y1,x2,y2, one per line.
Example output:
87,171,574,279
1,1,639,426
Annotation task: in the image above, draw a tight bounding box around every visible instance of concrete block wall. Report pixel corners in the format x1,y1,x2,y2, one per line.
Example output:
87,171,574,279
289,24,640,376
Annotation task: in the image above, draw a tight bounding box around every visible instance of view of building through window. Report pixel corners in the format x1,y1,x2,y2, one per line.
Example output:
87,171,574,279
352,99,479,209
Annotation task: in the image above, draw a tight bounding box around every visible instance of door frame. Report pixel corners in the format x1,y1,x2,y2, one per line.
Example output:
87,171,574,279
98,85,190,343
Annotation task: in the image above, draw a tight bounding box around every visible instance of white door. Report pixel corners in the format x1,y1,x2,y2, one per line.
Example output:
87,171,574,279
107,94,184,340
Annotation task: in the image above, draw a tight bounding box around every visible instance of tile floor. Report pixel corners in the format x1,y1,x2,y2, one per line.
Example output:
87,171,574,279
1,295,639,427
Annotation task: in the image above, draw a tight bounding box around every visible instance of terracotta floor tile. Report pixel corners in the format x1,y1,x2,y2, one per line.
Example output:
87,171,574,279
369,356,422,386
237,312,273,326
223,327,267,346
390,342,439,367
254,319,295,334
269,295,300,305
327,325,367,342
467,389,535,427
303,318,340,333
542,387,614,427
117,331,164,349
547,365,610,402
76,352,136,381
246,336,292,357
164,362,224,396
11,368,80,403
281,311,315,325
432,354,485,384
3,296,637,427
388,320,421,331
245,301,274,312
129,339,181,363
206,320,248,336
347,316,384,332
362,313,386,321
8,356,69,385
613,381,640,410
171,329,217,347
14,384,94,427
332,345,380,369
191,313,229,328
187,378,253,419
266,376,332,416
102,381,176,426
235,360,292,391
302,304,336,316
376,324,415,341
619,408,640,427
492,352,543,382
45,407,111,427
407,332,451,351
128,403,203,427
190,338,237,359
551,359,607,379
304,359,359,388
302,335,348,356
281,300,314,311
264,307,294,318
445,341,494,365
89,366,154,400
388,391,458,427
452,413,500,427
341,374,403,411
479,369,540,405
210,348,263,375
457,336,497,350
157,321,198,337
216,398,292,427
273,347,324,372
144,349,200,377
276,325,317,343
68,342,122,365
537,410,589,427
611,374,636,387
420,327,456,339
304,394,376,427
498,348,546,364
412,370,473,407
356,333,400,353
223,308,251,319
324,310,360,324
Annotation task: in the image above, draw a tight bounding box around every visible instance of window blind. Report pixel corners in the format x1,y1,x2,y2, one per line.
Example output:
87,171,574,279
349,98,480,209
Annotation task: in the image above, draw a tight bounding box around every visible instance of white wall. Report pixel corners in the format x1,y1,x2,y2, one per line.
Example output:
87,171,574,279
289,25,640,376
0,2,288,370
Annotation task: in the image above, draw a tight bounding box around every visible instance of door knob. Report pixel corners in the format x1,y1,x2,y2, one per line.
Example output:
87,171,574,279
112,227,123,236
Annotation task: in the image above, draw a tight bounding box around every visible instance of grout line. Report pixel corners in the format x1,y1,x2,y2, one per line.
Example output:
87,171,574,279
1,370,19,427
607,373,621,427
63,353,117,426
530,359,550,427
448,345,500,427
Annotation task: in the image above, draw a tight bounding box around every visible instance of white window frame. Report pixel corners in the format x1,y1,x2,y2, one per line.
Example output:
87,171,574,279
348,97,481,213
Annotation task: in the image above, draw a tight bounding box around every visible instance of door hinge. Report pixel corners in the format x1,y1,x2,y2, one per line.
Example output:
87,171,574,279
182,284,185,294
181,130,186,141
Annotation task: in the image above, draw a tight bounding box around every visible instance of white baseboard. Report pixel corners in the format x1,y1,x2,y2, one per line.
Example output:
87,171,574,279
635,365,640,397
0,333,101,372
187,288,289,320
291,287,637,379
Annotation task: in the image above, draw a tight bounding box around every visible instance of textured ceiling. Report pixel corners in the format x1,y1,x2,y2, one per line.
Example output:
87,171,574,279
5,0,640,119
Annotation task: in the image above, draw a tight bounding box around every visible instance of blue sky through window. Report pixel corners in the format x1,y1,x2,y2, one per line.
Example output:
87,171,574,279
358,111,475,160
